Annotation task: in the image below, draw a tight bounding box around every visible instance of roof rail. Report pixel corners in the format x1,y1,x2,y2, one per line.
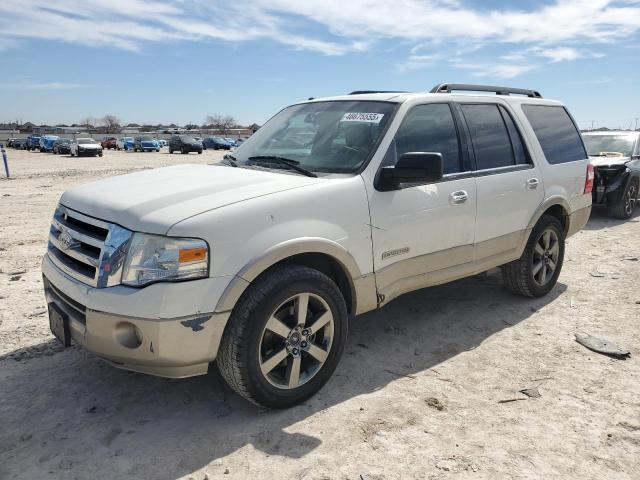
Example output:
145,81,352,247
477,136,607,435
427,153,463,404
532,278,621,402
349,90,408,95
430,83,542,98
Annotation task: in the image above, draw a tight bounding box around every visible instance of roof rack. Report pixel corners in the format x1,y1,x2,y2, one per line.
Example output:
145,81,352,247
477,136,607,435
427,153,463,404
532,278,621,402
348,90,408,95
430,83,542,98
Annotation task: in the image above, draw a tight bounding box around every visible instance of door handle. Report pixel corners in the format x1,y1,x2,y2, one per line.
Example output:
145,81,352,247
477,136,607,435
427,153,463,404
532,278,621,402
526,178,540,190
449,190,468,205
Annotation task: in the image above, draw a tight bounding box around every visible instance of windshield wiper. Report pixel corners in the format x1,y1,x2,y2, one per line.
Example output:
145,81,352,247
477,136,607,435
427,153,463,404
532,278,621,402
248,156,317,178
222,154,238,167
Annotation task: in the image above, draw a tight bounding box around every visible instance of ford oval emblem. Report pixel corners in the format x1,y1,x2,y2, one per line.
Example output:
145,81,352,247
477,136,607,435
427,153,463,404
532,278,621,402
58,230,75,251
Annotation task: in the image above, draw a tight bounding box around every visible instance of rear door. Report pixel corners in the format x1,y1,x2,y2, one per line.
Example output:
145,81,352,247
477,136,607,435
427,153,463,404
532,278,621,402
458,102,544,261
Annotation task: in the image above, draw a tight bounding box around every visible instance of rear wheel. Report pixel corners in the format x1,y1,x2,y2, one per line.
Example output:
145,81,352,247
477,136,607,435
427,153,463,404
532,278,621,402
181,147,187,154
611,178,638,220
501,215,565,298
217,265,348,409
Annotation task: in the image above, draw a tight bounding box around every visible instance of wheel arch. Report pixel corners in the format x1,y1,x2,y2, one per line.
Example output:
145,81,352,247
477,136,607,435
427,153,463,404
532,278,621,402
214,238,369,316
527,197,570,236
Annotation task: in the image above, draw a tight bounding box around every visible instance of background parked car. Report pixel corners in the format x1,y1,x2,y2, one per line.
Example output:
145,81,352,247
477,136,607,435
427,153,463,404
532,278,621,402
38,135,60,153
101,137,117,149
26,134,42,151
583,131,640,219
117,137,134,151
224,137,237,147
12,139,27,149
157,139,167,148
202,136,232,150
52,138,71,154
133,136,160,152
6,138,17,148
168,135,203,154
70,138,103,157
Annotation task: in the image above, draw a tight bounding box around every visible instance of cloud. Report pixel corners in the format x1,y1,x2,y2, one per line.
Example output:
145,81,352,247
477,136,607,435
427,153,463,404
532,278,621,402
453,62,539,79
0,81,89,89
0,0,637,76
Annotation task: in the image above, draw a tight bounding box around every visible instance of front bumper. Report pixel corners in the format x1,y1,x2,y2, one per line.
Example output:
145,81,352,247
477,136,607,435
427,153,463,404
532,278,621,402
593,166,629,206
42,254,231,378
78,149,102,156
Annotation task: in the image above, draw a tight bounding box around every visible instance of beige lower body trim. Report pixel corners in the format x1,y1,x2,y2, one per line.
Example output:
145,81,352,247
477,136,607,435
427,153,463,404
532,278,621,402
376,230,528,307
567,205,591,238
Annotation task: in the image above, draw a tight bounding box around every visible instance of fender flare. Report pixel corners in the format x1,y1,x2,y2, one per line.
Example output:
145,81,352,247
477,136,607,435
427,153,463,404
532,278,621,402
214,237,364,314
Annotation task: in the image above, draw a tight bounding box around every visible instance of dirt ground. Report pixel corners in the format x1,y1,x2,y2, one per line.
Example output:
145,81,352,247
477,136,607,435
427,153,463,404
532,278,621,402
1,148,639,480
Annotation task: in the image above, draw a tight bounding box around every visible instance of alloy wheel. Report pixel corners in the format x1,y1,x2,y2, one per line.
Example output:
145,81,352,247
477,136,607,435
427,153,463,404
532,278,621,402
625,183,637,216
532,228,560,286
258,292,334,389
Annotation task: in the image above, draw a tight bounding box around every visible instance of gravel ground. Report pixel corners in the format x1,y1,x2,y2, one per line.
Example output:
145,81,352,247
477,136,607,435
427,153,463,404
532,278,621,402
1,149,639,480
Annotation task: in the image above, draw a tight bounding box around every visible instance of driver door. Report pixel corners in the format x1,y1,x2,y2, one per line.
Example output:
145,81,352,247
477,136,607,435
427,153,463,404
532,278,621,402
367,103,477,303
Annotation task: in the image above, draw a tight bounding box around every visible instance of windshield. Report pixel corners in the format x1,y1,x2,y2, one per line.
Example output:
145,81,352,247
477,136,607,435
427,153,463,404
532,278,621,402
58,139,70,144
583,134,637,157
180,136,196,142
233,100,397,173
78,138,95,144
139,136,154,141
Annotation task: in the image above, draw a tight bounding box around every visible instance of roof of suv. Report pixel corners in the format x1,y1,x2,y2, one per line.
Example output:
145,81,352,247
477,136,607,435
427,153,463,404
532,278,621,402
308,91,561,106
305,83,561,106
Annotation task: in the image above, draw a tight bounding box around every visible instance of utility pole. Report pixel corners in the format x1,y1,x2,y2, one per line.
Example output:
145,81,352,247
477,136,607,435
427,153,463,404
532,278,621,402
635,118,638,131
591,120,594,131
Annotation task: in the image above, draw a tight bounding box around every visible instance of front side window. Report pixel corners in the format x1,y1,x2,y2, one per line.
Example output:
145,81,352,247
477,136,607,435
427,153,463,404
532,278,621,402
389,103,462,174
461,104,517,170
522,105,587,164
233,101,396,174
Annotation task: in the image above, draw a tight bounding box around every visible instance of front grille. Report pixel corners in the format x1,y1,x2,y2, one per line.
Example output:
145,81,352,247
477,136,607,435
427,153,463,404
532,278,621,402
47,205,132,288
44,275,86,324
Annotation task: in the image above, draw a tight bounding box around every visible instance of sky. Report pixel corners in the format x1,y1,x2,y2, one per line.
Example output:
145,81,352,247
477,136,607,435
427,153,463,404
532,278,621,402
0,0,639,130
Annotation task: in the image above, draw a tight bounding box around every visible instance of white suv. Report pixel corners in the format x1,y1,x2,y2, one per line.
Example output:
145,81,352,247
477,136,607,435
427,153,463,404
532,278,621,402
42,83,593,408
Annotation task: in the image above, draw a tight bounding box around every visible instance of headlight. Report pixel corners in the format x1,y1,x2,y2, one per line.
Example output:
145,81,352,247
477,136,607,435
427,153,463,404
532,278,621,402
121,233,209,287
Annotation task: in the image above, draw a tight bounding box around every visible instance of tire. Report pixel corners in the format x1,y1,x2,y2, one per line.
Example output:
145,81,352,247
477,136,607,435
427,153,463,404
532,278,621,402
197,150,202,154
181,147,187,154
501,214,565,298
169,148,173,154
217,265,348,409
611,178,638,220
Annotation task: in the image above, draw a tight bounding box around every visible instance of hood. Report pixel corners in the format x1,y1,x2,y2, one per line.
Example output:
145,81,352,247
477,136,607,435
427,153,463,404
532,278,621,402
60,164,322,234
78,143,101,149
589,155,630,168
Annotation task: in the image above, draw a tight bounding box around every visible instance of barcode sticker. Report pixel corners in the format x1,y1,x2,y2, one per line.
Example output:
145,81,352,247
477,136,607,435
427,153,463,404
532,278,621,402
340,112,385,123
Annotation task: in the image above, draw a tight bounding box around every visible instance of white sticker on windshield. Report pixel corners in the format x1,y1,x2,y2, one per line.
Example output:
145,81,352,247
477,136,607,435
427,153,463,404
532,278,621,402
340,112,385,123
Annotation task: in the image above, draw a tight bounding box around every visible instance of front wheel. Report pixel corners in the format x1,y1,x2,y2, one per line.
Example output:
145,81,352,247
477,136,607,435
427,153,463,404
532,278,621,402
611,178,638,220
501,215,565,298
217,265,348,409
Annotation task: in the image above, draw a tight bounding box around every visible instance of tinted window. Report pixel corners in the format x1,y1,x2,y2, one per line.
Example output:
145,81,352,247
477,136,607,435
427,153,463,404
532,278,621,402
393,103,461,174
522,105,587,164
498,106,529,165
461,104,515,170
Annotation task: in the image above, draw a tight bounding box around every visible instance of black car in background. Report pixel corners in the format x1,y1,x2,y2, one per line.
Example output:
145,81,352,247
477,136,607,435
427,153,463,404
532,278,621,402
52,138,71,154
168,135,203,154
12,139,27,149
583,131,640,219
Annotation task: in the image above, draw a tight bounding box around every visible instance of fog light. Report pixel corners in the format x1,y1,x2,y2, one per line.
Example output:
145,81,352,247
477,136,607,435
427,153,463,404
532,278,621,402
114,322,143,349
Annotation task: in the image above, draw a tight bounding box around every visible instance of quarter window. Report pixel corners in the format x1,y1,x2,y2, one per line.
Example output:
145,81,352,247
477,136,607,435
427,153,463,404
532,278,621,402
392,103,462,174
522,105,587,164
461,104,517,170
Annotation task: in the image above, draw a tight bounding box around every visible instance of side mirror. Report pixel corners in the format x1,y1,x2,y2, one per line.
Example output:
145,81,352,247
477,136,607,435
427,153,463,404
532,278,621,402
380,152,444,188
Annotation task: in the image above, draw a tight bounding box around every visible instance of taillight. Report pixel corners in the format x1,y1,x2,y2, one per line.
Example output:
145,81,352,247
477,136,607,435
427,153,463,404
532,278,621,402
584,163,594,194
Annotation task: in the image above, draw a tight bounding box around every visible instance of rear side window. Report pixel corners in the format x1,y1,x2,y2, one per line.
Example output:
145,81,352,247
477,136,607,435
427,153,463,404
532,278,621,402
522,105,587,164
461,104,516,170
393,103,461,174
